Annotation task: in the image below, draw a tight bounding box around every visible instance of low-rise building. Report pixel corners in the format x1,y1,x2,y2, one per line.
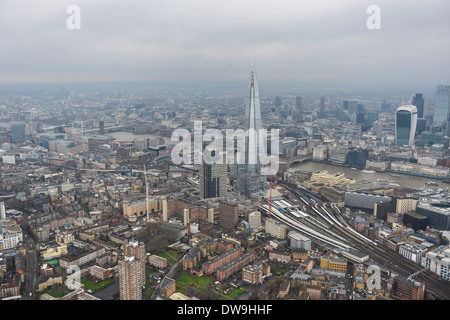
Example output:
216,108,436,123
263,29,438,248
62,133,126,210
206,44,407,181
159,277,176,298
60,246,106,269
242,264,263,285
269,250,291,263
148,255,168,269
37,276,63,291
89,265,111,281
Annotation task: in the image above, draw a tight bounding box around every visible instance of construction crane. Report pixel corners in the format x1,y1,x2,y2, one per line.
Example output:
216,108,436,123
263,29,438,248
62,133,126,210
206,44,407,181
131,165,152,221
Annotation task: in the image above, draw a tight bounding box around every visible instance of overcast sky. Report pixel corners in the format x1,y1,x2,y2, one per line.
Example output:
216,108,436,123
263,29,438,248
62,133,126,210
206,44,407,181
0,0,449,89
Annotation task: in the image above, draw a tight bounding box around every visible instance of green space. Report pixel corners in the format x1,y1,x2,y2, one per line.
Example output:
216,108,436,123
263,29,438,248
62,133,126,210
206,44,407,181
46,259,59,266
275,267,287,275
156,252,177,263
166,249,184,260
37,286,67,299
175,270,238,300
227,288,245,299
177,270,214,287
143,288,155,299
81,278,115,292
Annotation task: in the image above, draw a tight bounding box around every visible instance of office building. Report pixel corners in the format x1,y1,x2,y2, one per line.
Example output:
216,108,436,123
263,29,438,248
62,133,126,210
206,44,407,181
395,105,418,147
416,118,427,135
374,201,394,220
219,201,239,229
398,242,426,264
320,256,348,272
0,202,5,220
416,201,450,230
0,218,23,250
403,211,429,231
295,96,302,111
288,231,311,251
396,197,418,214
11,124,26,144
344,100,358,114
248,211,261,230
422,245,450,281
320,97,325,112
433,85,450,126
275,96,282,108
412,93,425,119
265,218,287,239
392,275,425,300
199,148,227,199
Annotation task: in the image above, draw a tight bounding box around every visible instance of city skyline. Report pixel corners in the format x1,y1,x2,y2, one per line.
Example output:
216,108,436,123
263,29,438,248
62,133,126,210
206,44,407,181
1,0,450,305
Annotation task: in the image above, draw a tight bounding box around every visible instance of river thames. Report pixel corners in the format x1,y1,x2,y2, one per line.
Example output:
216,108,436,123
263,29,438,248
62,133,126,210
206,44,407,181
290,161,449,190
105,131,447,191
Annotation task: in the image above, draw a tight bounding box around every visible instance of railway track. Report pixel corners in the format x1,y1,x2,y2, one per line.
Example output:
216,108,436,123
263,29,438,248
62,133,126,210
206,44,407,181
279,181,450,300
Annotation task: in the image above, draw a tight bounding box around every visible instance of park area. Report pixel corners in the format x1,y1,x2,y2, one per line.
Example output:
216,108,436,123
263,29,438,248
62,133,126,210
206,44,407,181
175,270,245,300
80,277,115,292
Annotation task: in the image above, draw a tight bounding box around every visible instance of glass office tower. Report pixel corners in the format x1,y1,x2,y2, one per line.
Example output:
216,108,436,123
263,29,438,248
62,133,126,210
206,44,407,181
396,105,418,147
412,93,424,119
433,85,450,126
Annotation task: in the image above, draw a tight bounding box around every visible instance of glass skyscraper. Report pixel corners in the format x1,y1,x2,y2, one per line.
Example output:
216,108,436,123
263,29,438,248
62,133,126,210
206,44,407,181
11,123,26,144
396,105,418,147
433,85,450,126
412,93,424,119
235,64,268,201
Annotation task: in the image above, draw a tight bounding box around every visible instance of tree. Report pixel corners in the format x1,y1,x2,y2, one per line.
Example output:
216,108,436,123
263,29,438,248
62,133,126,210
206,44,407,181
266,280,276,294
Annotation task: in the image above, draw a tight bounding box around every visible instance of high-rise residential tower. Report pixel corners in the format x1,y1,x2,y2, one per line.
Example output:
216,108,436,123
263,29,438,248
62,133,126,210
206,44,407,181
118,255,145,300
119,240,146,300
395,105,418,147
433,85,450,126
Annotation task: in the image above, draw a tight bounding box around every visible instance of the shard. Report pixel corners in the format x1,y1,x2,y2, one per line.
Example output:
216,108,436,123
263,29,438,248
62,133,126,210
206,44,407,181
246,63,263,173
234,63,268,201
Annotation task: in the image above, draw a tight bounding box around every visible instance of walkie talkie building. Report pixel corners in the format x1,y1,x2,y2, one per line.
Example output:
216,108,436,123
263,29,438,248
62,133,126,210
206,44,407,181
395,105,418,147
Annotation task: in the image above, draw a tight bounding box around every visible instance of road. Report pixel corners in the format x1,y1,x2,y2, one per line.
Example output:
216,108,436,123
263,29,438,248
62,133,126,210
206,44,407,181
22,233,38,300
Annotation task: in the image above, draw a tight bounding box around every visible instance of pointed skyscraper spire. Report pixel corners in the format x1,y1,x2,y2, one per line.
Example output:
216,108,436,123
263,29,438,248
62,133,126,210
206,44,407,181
246,63,262,173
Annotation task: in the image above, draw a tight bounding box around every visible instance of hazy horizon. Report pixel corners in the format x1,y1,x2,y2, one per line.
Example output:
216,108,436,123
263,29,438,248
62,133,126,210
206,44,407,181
1,0,449,90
